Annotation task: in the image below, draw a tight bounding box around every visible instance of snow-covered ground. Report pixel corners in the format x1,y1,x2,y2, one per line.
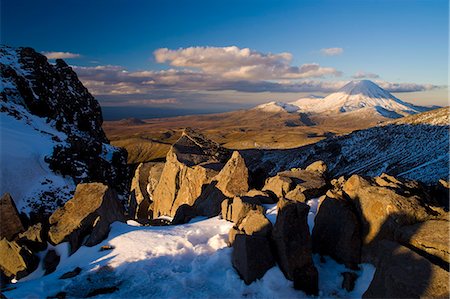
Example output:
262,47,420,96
6,199,375,299
0,102,76,213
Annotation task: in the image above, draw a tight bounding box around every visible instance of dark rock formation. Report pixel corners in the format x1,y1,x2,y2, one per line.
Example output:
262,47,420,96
17,223,48,252
0,193,25,240
341,271,358,292
272,198,318,295
43,249,60,275
48,183,125,253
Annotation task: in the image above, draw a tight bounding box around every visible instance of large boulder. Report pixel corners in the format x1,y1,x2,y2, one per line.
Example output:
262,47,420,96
228,210,272,245
395,219,449,265
48,183,125,253
128,162,164,221
195,151,249,217
312,192,361,269
152,129,230,218
272,198,318,295
0,193,25,241
221,196,265,224
263,166,327,200
232,234,275,284
305,160,328,176
363,240,449,298
342,174,435,245
0,238,38,281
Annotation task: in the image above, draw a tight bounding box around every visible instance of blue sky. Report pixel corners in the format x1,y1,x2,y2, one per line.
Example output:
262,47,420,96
2,0,448,112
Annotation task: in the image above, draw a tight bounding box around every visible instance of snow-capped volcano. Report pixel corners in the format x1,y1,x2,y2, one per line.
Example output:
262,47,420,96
294,80,429,117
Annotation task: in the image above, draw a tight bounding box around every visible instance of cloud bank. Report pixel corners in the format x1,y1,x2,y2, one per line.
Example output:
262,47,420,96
352,71,380,79
42,51,81,59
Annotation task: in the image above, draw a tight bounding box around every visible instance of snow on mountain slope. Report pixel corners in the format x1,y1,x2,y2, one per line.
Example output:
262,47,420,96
289,95,324,111
252,108,449,184
295,80,429,117
6,214,375,298
385,106,449,126
254,101,299,113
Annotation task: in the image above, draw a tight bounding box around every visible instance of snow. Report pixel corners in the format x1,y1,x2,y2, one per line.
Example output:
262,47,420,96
254,101,299,113
0,102,76,213
6,202,375,299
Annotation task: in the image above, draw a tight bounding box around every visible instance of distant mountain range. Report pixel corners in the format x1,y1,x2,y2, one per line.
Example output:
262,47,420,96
255,80,434,120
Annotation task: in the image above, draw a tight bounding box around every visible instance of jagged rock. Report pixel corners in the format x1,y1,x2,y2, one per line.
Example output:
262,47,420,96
152,129,230,218
312,193,361,269
128,162,164,221
221,196,265,224
305,160,328,175
341,272,358,292
263,168,327,200
43,249,60,275
229,210,272,245
17,223,47,252
48,183,125,253
363,240,449,298
285,185,307,203
232,234,275,284
0,238,38,281
171,204,197,225
272,198,318,295
242,189,277,204
395,219,449,264
343,174,434,245
195,151,249,217
0,193,25,241
59,267,82,279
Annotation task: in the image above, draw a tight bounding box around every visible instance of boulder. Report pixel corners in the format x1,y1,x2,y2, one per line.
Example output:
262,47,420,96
17,223,47,252
305,160,328,175
343,174,434,245
395,219,449,265
221,196,265,224
341,272,358,292
312,193,361,269
195,151,250,217
152,129,230,218
242,189,277,204
48,183,125,253
171,204,197,225
229,210,273,245
363,240,449,298
0,238,38,281
0,193,25,241
272,198,318,295
43,249,60,275
263,169,327,200
285,185,307,203
128,162,162,221
232,234,275,284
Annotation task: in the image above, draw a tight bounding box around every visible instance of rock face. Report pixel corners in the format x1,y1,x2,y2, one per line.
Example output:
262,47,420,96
48,183,125,253
342,174,434,245
263,164,327,200
128,162,164,221
0,193,25,240
221,196,266,224
0,46,129,213
395,219,449,264
312,192,361,269
0,238,38,281
272,198,318,295
152,129,230,218
364,240,449,298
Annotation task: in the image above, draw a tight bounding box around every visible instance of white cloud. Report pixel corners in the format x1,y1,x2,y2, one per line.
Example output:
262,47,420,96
352,71,380,79
154,46,341,80
42,51,81,59
320,47,344,56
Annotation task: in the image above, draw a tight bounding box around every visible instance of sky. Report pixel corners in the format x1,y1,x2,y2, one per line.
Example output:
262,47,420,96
1,0,448,117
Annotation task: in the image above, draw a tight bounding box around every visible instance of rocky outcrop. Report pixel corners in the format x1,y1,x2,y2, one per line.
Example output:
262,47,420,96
0,238,38,281
228,210,272,245
242,189,277,204
0,46,129,214
17,223,47,252
262,162,328,200
363,240,449,298
312,192,361,269
395,219,449,264
272,198,318,295
342,174,435,245
221,196,265,224
128,162,164,221
305,160,328,175
0,193,25,240
152,129,230,218
195,151,249,217
48,183,125,253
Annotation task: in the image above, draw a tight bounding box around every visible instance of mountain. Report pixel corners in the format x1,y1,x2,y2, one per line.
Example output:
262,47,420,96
0,46,129,216
245,107,449,184
253,101,299,113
